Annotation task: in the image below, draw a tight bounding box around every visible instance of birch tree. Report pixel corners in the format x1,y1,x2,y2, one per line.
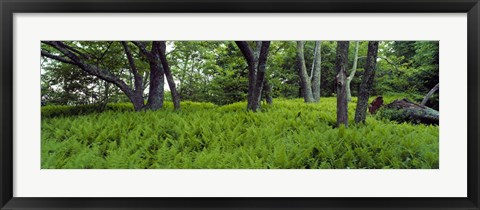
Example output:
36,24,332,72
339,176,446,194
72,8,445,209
296,41,314,103
311,41,322,102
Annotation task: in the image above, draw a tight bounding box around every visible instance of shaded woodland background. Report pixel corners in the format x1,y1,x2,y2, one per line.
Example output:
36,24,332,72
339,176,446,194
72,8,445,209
41,41,439,112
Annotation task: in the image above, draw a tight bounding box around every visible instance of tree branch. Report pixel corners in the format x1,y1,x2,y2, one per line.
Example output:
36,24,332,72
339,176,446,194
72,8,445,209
235,41,255,65
122,41,143,92
97,41,114,62
132,41,154,60
41,50,76,65
42,41,134,98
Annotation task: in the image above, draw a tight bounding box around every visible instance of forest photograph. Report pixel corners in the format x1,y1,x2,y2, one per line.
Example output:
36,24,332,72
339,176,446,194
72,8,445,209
40,40,439,169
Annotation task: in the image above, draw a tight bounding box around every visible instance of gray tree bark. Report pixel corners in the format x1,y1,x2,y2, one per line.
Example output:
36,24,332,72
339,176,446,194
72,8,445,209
355,41,379,124
145,45,165,111
311,41,322,102
121,41,145,110
296,41,315,103
346,41,360,102
383,99,439,125
335,41,350,127
421,83,439,106
250,41,271,111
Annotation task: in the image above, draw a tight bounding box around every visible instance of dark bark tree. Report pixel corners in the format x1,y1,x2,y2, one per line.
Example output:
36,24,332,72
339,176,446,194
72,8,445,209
235,41,271,112
132,41,165,111
311,41,322,102
335,41,350,127
296,41,315,103
236,41,257,109
121,41,145,110
355,41,379,123
159,41,181,110
262,78,273,104
41,41,147,111
250,41,271,111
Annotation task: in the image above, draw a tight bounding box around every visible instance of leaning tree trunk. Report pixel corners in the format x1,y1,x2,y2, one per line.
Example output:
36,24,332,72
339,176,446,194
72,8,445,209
121,41,145,111
335,41,350,127
250,41,271,111
311,41,322,102
355,41,379,124
381,98,439,125
296,41,315,103
159,41,181,110
421,83,439,106
346,41,360,102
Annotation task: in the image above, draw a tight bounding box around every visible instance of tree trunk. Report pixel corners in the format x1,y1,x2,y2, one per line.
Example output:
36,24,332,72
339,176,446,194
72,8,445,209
335,41,350,127
296,41,314,103
421,83,439,106
250,41,271,111
347,41,360,102
121,41,145,111
311,41,322,102
381,99,439,125
144,55,165,111
355,41,379,124
262,78,273,104
236,41,271,111
131,41,171,111
235,41,257,110
159,41,181,110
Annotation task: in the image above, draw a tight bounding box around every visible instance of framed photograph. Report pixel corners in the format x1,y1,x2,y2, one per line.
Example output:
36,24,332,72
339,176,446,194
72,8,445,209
1,0,479,209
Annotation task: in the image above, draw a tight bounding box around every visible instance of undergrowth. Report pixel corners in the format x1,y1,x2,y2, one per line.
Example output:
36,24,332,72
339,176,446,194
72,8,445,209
41,97,439,169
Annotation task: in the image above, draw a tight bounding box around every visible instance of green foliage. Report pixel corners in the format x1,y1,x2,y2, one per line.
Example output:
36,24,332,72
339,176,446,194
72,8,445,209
42,98,439,169
375,41,439,96
42,41,440,109
42,103,134,118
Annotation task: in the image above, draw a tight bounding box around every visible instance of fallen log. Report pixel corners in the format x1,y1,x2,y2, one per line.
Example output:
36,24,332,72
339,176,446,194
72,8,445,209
373,97,439,125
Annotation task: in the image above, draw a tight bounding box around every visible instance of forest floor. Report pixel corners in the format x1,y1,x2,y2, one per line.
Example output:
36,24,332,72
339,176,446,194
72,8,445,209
41,97,439,169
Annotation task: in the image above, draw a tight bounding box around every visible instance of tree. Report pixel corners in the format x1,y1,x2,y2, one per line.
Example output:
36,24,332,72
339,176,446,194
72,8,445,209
355,41,379,124
262,79,273,104
311,41,322,102
235,41,271,111
346,41,360,102
41,41,180,111
335,41,350,127
159,41,181,110
42,41,147,111
296,41,315,103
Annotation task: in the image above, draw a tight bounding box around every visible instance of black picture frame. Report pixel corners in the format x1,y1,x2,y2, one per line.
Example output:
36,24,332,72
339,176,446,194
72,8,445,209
1,0,479,209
